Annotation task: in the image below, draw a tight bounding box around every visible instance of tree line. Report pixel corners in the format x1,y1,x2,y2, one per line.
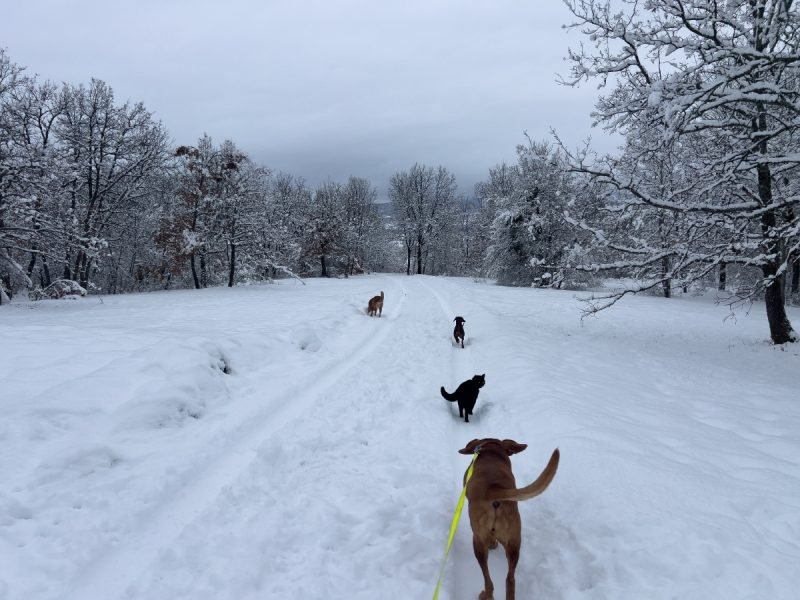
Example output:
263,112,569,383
0,51,391,298
2,0,798,344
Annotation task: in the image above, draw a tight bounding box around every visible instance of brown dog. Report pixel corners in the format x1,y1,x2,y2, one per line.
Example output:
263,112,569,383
453,316,466,348
367,290,384,317
458,439,560,600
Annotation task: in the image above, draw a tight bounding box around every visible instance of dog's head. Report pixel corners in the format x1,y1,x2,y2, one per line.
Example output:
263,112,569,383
458,438,527,456
453,316,466,324
472,373,485,388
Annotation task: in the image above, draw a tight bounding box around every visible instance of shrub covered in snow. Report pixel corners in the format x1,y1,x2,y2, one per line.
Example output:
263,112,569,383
31,279,88,300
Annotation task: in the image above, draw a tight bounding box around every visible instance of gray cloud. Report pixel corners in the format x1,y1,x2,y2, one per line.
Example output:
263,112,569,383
1,0,620,198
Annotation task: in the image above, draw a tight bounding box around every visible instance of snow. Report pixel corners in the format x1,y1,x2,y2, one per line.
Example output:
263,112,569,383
1,275,799,600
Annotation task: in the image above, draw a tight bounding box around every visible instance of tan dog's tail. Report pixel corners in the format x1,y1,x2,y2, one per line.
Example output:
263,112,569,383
487,448,560,502
380,290,384,300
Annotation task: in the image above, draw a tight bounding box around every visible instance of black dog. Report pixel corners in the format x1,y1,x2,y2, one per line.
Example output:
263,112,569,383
441,374,485,422
453,316,466,348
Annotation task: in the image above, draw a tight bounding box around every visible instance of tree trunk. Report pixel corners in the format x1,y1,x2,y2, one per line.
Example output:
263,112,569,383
320,254,328,277
416,241,423,275
190,253,201,289
763,270,795,344
0,274,11,303
76,253,92,288
43,257,51,287
753,96,795,342
73,249,85,283
63,250,72,280
0,218,5,306
406,244,411,276
200,251,207,288
792,259,799,296
27,252,37,279
718,262,727,292
81,257,93,289
757,181,794,342
660,256,671,298
228,242,236,287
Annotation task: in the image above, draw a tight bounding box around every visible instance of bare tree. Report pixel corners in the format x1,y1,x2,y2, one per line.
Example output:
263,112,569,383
389,163,457,275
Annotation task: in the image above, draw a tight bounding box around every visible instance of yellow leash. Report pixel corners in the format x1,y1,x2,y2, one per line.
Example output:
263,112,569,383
433,451,479,600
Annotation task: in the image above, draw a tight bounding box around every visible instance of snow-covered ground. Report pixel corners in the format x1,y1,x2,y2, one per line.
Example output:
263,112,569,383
1,275,799,600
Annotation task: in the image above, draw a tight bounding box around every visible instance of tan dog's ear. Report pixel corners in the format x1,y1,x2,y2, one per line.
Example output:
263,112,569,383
501,439,528,455
458,439,483,454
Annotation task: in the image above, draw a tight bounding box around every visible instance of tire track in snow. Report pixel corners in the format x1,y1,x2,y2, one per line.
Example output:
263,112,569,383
60,278,409,600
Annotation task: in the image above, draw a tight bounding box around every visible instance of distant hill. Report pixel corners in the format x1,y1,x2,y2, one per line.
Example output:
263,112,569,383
375,202,394,218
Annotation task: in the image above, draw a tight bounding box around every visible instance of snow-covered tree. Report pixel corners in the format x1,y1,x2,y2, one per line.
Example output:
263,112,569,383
255,171,308,280
474,163,516,278
1,57,173,299
446,195,484,276
156,135,218,289
561,0,800,343
156,136,267,288
483,140,575,287
341,176,381,276
0,50,38,302
210,141,270,287
303,181,347,277
57,79,169,289
12,79,70,292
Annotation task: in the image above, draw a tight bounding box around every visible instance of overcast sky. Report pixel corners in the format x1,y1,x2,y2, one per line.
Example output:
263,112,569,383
1,0,619,199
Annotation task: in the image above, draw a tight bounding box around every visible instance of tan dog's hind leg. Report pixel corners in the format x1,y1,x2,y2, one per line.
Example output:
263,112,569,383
502,541,520,600
473,536,494,600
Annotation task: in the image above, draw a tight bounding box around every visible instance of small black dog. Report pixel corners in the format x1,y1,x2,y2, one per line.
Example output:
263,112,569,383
441,374,485,423
453,316,466,348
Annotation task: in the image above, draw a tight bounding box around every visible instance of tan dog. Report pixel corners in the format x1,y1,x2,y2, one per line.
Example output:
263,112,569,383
458,439,560,600
367,290,384,317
